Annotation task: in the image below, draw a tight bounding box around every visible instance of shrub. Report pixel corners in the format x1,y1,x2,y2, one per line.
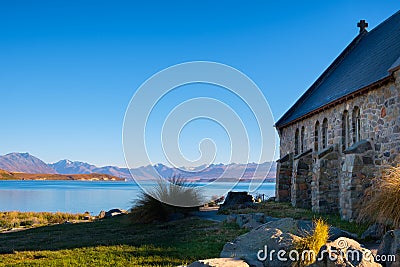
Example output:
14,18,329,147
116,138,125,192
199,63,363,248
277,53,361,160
130,176,203,223
293,218,329,266
358,165,400,228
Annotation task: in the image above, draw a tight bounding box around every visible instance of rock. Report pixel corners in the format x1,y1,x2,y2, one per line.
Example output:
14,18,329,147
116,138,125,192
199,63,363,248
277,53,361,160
242,220,262,230
188,258,249,267
252,213,265,223
329,226,358,241
105,208,127,218
226,213,279,230
220,225,300,266
262,218,301,235
263,218,357,241
361,223,386,240
311,237,380,267
263,216,280,224
236,214,251,228
219,192,254,211
83,215,91,220
377,229,400,266
225,214,238,224
98,210,106,219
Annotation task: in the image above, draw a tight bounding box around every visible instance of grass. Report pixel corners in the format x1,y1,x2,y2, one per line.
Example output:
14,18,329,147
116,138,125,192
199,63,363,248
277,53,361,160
0,211,86,231
130,177,203,223
219,201,369,237
293,218,329,266
358,165,400,228
0,215,247,266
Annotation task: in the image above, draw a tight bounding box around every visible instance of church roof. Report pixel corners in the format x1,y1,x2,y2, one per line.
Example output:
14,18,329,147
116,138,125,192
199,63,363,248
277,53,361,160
275,11,400,129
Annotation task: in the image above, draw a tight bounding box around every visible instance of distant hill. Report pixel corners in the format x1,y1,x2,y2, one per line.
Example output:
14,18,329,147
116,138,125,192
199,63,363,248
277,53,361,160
0,153,56,174
50,159,131,178
129,162,277,182
0,169,124,181
0,153,276,182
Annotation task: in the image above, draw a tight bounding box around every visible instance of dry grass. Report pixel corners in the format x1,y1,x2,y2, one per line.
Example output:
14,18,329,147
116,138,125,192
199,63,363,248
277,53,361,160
358,165,400,228
130,177,203,223
293,218,329,267
0,211,86,230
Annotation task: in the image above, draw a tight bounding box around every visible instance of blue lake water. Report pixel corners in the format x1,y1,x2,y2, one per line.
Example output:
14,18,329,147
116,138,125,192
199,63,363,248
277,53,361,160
0,181,276,215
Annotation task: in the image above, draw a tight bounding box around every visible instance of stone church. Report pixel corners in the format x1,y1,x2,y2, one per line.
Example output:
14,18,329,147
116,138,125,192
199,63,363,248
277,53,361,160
275,11,400,221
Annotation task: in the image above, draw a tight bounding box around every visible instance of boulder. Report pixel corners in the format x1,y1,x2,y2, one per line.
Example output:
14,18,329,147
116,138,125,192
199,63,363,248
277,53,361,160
219,192,254,211
225,216,357,241
252,213,266,223
262,218,300,235
105,208,127,218
243,220,262,230
328,227,358,241
236,214,251,228
230,213,277,230
377,229,400,266
187,258,249,267
264,216,280,224
98,210,106,219
263,218,357,241
311,237,380,267
225,214,238,224
220,225,300,266
361,223,386,240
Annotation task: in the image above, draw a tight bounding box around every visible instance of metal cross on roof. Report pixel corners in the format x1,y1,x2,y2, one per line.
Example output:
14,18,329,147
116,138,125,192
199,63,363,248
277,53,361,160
357,20,368,33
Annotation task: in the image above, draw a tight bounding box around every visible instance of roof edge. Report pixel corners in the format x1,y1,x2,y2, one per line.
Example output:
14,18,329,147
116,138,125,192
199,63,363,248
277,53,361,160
275,31,367,128
275,75,394,129
389,55,400,73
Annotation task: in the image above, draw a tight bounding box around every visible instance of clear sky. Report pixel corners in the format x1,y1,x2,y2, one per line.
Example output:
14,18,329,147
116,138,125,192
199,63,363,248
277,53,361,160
0,1,399,167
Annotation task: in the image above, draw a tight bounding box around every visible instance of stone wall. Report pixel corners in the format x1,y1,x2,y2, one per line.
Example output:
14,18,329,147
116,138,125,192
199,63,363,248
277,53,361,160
340,140,376,220
312,145,340,214
291,150,312,209
275,70,400,220
275,153,293,202
278,70,400,167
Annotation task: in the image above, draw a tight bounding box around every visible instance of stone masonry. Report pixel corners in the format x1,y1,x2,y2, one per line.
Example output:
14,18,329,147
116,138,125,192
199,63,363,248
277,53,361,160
275,70,400,221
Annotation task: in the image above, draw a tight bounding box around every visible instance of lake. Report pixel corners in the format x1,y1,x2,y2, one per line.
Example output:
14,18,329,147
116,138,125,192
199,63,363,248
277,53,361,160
0,180,276,215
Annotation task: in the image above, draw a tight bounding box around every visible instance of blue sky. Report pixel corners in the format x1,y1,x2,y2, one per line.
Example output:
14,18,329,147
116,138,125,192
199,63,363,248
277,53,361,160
0,1,399,167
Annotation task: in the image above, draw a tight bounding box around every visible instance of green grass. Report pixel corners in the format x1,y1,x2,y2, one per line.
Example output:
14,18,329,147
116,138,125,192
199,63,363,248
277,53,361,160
219,201,369,237
0,215,247,266
0,202,371,266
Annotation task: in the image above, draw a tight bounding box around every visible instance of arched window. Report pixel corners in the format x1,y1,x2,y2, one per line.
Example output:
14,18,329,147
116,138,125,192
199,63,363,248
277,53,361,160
295,128,299,155
342,110,350,151
322,118,328,149
300,126,305,153
314,121,320,151
352,107,361,143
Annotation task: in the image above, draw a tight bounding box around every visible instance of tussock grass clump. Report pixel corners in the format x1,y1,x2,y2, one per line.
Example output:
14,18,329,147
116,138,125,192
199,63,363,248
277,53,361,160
293,218,329,267
358,166,400,228
130,176,203,223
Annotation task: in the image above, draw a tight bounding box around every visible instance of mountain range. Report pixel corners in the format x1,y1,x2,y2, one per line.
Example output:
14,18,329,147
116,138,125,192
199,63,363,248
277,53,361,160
0,152,276,181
